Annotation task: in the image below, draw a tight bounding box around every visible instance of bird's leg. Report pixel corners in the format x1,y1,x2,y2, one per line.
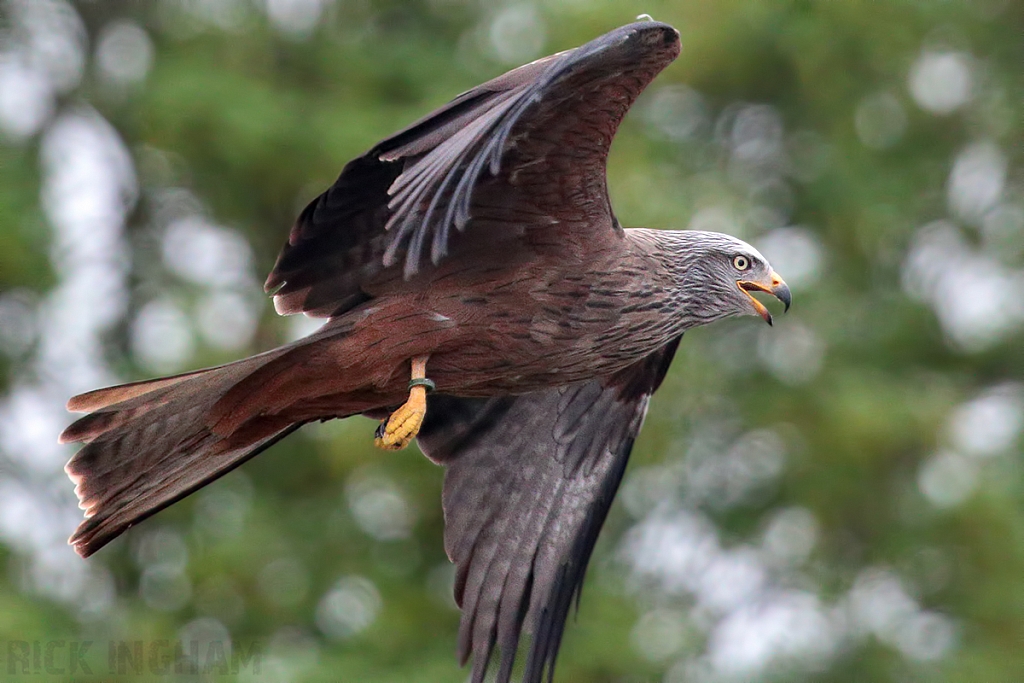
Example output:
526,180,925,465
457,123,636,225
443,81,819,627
374,356,434,451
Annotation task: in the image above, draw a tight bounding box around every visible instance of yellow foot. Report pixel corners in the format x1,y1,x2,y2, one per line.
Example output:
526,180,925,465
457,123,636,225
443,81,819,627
374,401,425,451
374,356,432,451
374,389,429,451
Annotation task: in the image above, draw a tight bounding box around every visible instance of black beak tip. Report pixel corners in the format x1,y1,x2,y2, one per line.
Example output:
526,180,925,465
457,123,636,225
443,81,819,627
775,284,792,313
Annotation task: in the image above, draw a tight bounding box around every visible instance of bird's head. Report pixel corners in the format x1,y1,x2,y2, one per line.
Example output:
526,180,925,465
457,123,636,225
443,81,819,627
673,231,791,326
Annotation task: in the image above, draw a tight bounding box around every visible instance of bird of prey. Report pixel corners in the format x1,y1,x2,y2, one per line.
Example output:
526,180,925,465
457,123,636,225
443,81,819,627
60,20,791,683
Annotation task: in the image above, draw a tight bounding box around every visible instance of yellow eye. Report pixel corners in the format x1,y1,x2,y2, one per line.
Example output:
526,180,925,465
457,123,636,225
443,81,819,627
733,255,751,271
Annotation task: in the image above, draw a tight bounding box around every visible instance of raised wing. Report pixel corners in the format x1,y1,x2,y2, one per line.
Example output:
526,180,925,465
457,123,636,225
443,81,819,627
266,21,680,317
417,337,682,683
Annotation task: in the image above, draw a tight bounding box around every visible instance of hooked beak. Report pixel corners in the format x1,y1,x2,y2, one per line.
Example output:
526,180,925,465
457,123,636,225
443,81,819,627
738,270,791,326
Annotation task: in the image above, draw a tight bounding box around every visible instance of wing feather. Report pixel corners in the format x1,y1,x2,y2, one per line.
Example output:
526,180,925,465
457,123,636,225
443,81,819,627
417,336,682,683
264,22,680,317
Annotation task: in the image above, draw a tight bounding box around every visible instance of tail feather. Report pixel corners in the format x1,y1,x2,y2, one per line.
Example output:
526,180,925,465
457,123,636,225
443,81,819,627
65,368,215,413
67,422,302,557
61,354,302,558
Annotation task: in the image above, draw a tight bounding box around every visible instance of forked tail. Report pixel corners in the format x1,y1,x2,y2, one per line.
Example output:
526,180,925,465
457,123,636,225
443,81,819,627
60,352,302,557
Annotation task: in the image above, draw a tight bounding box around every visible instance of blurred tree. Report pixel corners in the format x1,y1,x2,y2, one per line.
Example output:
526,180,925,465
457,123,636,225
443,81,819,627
0,0,1021,681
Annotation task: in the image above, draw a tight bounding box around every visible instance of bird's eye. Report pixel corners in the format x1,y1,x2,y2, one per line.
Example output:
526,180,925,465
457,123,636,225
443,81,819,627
732,255,751,271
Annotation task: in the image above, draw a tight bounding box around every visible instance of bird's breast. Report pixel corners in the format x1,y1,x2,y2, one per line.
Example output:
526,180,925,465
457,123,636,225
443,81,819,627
417,269,677,396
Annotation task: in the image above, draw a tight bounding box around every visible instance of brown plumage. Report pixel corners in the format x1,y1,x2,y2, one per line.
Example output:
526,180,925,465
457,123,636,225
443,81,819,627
61,21,791,683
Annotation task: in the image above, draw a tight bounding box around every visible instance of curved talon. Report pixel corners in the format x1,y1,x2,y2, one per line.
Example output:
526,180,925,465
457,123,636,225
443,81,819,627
374,356,431,451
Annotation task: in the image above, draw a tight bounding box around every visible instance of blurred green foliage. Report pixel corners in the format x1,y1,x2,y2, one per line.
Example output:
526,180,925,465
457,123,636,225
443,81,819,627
0,0,1022,681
